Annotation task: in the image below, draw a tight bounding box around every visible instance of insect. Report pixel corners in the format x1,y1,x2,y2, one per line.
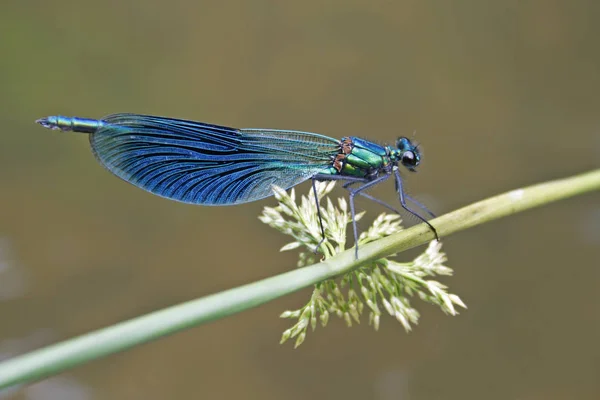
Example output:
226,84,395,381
37,114,438,258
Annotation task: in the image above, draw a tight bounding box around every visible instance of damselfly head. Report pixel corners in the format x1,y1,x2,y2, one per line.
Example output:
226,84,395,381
395,137,421,172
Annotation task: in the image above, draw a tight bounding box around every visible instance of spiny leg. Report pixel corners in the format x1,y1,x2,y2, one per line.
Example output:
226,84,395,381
345,182,433,225
343,181,402,215
311,177,328,254
312,174,369,258
345,174,392,258
404,194,436,218
394,169,439,240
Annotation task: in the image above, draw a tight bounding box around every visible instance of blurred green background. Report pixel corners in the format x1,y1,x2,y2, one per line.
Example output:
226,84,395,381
1,1,599,399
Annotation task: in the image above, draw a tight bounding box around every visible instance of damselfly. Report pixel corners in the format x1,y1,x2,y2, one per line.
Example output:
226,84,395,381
37,114,438,257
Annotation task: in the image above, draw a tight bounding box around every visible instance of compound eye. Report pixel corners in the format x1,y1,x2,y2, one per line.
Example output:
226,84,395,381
402,151,417,167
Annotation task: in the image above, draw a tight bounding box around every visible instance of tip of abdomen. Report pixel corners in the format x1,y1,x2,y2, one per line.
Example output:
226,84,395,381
35,115,103,133
36,116,61,130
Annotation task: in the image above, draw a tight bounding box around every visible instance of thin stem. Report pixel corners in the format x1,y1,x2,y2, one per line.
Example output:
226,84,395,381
0,168,598,389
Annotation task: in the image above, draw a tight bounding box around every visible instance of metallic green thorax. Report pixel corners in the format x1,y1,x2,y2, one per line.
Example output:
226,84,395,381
322,136,415,180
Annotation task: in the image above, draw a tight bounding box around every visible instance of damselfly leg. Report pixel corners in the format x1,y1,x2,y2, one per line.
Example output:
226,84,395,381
312,171,438,259
313,174,391,259
394,169,439,240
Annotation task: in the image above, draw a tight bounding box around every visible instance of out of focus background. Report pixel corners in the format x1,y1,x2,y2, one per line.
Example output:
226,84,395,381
1,1,599,399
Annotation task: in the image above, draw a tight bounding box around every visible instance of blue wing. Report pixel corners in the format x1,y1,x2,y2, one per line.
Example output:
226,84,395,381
89,114,340,205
